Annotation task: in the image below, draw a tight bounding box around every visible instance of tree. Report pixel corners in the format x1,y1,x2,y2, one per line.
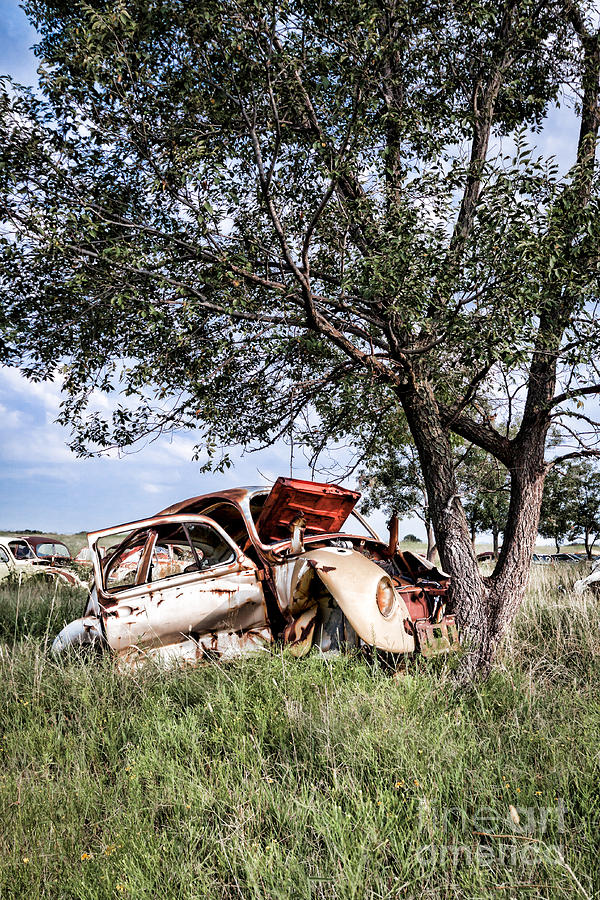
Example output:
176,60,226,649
360,439,510,559
459,448,510,558
539,464,578,552
358,441,438,561
573,463,600,559
1,0,600,680
540,460,600,555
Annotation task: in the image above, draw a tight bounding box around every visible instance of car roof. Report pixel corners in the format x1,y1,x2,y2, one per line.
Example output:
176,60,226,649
156,486,267,516
16,535,69,548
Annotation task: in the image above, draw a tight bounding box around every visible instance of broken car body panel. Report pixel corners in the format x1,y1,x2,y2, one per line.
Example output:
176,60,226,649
574,556,600,595
255,478,361,542
271,547,415,654
53,478,456,662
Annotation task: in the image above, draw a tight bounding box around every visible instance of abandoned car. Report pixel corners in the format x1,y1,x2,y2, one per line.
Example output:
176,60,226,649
574,556,600,594
0,534,85,587
52,478,458,663
16,534,72,562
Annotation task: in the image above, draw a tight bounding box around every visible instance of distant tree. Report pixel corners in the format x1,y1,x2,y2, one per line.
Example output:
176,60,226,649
358,442,438,561
403,534,420,544
459,448,510,558
539,463,582,552
572,464,600,559
540,460,600,556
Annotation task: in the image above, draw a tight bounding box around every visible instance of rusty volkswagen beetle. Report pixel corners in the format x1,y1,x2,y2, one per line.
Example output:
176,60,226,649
52,478,458,663
0,534,86,588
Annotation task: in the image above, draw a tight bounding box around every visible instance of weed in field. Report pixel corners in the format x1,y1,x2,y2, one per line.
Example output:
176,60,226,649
0,570,598,899
0,579,87,644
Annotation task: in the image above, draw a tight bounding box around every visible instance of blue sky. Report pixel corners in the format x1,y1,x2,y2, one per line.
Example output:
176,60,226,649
0,366,300,533
0,0,37,85
0,0,584,536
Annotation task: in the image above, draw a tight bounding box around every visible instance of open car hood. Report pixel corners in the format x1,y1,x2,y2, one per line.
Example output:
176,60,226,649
255,477,360,543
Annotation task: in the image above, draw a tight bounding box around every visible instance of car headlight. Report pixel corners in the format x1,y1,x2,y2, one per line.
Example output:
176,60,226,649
376,576,396,617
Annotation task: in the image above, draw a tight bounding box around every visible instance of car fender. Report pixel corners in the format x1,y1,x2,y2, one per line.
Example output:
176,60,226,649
293,547,415,653
52,616,104,656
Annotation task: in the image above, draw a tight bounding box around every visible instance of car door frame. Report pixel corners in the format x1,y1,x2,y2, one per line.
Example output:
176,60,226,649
89,513,255,600
0,544,13,582
88,514,265,651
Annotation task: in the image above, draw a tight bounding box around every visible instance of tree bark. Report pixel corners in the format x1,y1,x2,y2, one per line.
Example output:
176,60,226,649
397,374,553,683
472,444,548,679
397,380,488,656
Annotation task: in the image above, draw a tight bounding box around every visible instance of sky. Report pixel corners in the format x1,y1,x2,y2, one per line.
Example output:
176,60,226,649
0,0,585,537
0,0,332,534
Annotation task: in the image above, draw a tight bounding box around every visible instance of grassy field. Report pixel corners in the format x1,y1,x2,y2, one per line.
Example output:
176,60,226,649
0,566,599,899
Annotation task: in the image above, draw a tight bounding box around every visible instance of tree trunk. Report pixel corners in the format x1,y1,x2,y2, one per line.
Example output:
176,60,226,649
397,382,488,653
492,523,499,559
398,379,550,684
473,431,549,681
471,524,477,549
555,536,560,554
585,529,591,560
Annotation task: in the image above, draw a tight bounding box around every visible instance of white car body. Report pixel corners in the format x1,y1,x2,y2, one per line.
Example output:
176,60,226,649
52,479,458,663
573,557,600,595
0,535,86,588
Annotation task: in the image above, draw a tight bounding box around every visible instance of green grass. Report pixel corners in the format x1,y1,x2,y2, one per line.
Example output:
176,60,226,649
0,579,87,644
0,571,598,899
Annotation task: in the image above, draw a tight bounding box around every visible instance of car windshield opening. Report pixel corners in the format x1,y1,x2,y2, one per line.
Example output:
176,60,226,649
36,542,71,559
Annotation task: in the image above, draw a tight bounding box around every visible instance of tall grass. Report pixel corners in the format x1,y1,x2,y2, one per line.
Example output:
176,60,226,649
0,578,86,645
0,571,598,899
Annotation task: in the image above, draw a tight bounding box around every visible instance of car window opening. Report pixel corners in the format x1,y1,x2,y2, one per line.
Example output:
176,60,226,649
101,521,237,593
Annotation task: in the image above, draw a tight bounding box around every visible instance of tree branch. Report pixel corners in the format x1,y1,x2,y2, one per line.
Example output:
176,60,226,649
550,383,600,408
547,449,600,467
438,404,513,465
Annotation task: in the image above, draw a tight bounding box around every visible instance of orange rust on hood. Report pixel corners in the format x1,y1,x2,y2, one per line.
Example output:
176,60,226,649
255,477,360,542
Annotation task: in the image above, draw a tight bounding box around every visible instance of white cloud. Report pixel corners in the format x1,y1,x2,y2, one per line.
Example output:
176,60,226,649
0,374,410,536
142,482,166,495
0,401,22,429
0,367,63,412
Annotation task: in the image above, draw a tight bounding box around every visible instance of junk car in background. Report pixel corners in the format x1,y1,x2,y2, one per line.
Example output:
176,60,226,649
15,534,72,563
53,478,459,663
551,553,584,564
574,556,600,594
0,534,85,587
